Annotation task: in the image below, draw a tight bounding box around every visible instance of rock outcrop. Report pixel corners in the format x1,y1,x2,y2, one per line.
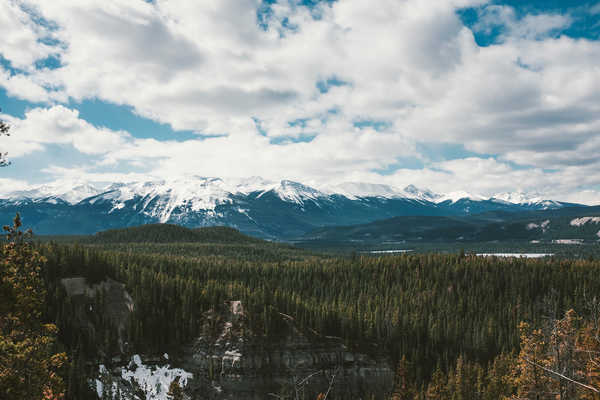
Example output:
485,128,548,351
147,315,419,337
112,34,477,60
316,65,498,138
91,298,393,399
61,276,134,354
183,301,394,399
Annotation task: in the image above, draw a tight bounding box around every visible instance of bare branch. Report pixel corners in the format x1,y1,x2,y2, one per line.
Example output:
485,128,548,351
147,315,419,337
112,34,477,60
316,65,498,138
523,357,600,394
322,366,340,400
295,370,322,387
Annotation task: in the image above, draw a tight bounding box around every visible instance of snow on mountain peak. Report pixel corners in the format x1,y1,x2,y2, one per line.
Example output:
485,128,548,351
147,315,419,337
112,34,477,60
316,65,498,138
90,177,239,222
272,180,326,205
402,185,441,202
492,191,544,205
0,177,569,212
323,182,404,199
2,180,103,204
491,192,563,209
436,191,488,204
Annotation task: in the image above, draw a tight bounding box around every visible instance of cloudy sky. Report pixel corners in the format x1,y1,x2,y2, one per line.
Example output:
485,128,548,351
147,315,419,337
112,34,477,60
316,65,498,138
1,0,600,203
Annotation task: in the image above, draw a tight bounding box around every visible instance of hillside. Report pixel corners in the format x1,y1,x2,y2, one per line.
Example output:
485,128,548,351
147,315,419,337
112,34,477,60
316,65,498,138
91,223,263,244
303,206,600,243
39,239,600,399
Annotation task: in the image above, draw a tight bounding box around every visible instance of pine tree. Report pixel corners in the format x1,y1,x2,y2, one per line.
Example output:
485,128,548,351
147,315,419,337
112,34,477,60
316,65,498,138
392,355,414,400
0,112,10,167
0,214,67,399
426,365,448,400
511,322,554,399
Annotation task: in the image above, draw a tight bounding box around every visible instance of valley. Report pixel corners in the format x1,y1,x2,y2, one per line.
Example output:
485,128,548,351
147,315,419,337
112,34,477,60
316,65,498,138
23,223,600,399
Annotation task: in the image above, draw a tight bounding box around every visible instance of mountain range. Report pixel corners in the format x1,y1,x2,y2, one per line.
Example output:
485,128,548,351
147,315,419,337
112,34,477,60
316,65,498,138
0,176,582,239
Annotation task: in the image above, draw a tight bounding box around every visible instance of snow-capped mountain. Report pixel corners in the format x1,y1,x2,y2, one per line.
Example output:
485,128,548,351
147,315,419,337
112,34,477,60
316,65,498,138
402,184,441,202
435,191,488,204
6,180,103,204
0,177,580,238
322,182,403,199
269,180,327,205
492,191,543,204
491,191,563,209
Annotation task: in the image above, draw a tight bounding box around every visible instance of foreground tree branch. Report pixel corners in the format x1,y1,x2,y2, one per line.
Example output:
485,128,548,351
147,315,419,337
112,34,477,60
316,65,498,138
523,357,600,394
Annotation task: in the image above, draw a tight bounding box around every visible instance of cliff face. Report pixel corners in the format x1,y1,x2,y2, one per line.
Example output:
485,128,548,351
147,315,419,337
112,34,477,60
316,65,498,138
61,277,134,354
182,301,394,400
88,297,394,399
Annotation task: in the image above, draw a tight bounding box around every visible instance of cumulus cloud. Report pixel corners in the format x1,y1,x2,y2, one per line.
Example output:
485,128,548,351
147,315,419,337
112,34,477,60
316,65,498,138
0,1,58,70
473,5,572,41
0,0,599,202
0,178,32,194
1,106,130,157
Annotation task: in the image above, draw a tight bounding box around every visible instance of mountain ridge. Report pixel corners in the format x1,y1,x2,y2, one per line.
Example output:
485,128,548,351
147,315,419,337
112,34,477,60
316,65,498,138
0,176,574,207
0,177,585,239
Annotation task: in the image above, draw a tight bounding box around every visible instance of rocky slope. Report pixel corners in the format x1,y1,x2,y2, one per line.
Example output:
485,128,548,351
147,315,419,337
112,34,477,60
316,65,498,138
64,279,394,399
181,301,394,399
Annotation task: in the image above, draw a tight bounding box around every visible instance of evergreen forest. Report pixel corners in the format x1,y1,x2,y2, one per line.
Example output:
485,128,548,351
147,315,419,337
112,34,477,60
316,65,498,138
3,221,600,399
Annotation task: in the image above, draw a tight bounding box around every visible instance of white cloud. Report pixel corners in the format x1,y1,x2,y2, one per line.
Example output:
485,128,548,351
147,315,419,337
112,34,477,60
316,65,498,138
0,1,58,70
2,106,130,157
0,178,32,194
560,189,600,205
474,5,572,41
1,0,599,201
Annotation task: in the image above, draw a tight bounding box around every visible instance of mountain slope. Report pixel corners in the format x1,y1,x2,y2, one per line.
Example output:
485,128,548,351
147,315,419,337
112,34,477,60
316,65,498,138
0,177,583,239
302,206,600,243
91,224,263,244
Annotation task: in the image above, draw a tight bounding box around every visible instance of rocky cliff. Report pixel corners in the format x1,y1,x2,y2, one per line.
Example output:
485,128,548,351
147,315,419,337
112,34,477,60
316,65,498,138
92,299,394,399
182,301,394,399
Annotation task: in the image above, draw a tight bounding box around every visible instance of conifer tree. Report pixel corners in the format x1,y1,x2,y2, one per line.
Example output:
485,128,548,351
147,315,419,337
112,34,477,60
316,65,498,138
391,355,414,400
426,365,448,400
512,322,555,399
0,111,9,167
0,214,67,399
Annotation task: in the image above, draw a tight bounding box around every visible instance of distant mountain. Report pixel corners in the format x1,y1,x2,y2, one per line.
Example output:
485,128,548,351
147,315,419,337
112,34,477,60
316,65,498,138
302,206,600,244
0,177,583,239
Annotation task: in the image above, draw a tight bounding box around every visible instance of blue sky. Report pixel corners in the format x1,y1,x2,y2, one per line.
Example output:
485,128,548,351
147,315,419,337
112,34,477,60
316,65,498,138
1,0,600,203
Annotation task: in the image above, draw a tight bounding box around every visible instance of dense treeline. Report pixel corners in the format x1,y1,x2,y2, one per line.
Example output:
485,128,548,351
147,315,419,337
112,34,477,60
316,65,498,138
84,241,309,262
39,240,600,394
392,306,600,399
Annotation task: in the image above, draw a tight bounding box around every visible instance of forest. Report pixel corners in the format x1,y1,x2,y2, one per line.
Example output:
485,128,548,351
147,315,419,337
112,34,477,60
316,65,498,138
2,221,600,399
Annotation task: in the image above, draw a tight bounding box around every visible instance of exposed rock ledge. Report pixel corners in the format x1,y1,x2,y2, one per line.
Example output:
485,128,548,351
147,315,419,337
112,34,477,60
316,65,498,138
182,300,394,399
92,299,394,399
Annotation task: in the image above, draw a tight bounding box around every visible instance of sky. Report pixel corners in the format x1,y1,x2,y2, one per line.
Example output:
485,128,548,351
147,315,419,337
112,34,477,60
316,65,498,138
1,0,600,204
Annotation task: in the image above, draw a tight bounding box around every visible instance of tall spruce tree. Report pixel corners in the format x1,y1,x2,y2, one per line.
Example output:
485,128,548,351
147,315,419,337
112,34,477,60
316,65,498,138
0,214,67,399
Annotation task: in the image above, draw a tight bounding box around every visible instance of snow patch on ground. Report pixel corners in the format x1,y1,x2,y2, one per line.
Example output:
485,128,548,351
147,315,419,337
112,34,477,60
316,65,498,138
526,220,550,232
570,216,600,226
95,354,192,400
365,250,414,254
477,253,553,258
552,239,584,244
